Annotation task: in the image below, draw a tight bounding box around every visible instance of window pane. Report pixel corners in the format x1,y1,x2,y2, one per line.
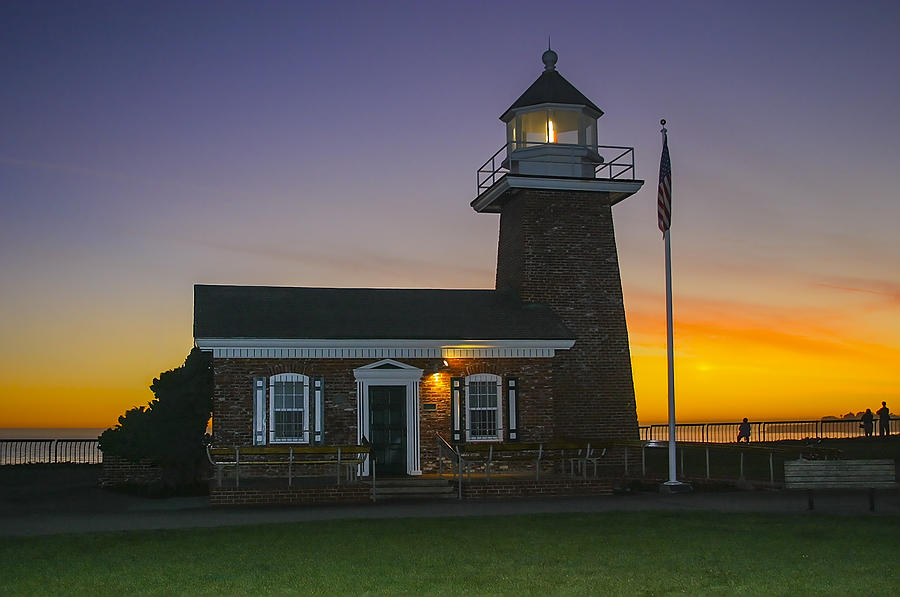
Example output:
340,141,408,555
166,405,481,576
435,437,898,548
273,379,305,441
275,410,303,440
471,409,497,438
468,379,499,439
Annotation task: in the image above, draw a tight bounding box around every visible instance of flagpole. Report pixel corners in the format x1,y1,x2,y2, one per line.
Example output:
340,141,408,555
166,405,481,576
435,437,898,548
658,120,689,491
664,223,677,485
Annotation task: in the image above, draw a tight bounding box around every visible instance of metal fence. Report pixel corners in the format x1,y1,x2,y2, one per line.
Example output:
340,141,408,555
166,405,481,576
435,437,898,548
639,417,900,443
0,439,102,465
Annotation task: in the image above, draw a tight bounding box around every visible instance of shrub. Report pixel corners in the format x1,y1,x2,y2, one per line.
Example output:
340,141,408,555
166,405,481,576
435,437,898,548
99,348,213,489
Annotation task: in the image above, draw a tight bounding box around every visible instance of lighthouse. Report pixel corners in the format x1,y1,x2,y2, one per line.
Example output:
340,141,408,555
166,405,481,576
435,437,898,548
194,49,647,496
473,48,644,441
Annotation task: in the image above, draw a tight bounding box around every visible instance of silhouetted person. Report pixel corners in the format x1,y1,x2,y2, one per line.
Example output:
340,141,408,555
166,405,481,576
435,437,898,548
861,409,874,437
737,417,751,443
876,401,890,437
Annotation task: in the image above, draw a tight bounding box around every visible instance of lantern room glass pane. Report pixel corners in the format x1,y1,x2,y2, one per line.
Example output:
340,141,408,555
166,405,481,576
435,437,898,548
585,118,597,147
549,109,580,144
506,119,518,150
520,110,549,145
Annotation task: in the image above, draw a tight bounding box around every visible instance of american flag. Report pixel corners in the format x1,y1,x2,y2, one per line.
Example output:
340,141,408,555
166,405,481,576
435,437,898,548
657,129,672,233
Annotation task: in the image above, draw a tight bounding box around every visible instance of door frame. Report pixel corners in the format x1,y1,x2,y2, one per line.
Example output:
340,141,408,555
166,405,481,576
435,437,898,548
354,359,423,476
368,385,407,476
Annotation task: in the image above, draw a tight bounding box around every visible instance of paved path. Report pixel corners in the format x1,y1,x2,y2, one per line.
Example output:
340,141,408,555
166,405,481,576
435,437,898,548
2,468,898,537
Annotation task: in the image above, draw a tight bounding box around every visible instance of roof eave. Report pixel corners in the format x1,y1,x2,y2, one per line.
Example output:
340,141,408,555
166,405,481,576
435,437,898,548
195,338,576,349
499,102,603,123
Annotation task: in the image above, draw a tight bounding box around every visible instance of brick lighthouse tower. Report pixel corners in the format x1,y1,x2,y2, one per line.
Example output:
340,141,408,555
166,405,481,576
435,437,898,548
472,48,644,442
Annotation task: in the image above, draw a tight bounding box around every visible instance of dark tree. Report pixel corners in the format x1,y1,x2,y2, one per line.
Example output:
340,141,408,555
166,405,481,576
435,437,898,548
99,348,213,490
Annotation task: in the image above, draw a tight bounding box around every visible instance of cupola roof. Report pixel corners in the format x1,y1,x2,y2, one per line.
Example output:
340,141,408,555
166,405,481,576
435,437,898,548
500,49,603,121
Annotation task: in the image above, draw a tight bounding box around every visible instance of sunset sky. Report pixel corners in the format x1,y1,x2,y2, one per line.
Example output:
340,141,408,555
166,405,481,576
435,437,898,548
1,1,898,429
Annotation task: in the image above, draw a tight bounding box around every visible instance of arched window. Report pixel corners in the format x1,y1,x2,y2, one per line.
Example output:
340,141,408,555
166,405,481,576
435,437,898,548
465,373,503,441
269,373,309,443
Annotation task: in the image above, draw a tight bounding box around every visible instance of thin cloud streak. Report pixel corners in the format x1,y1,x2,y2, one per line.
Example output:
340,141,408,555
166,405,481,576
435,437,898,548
815,280,900,305
0,155,291,207
185,237,494,287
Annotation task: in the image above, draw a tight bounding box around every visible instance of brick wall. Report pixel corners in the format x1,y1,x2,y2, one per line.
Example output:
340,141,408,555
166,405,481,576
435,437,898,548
213,358,360,447
99,454,164,487
495,188,640,447
212,357,555,474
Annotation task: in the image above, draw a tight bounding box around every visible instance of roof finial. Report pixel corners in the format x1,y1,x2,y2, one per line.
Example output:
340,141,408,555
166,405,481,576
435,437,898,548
542,40,558,71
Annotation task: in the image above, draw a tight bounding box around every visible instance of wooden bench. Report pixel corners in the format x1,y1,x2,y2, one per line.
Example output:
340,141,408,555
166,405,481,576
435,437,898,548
784,458,897,511
207,445,370,488
457,441,593,481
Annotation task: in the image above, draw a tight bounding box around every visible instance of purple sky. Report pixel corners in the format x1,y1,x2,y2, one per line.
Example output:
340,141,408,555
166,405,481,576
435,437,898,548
2,1,898,427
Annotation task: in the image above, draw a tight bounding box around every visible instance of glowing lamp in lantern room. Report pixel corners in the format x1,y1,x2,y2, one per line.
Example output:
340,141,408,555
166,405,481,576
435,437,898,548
501,48,604,178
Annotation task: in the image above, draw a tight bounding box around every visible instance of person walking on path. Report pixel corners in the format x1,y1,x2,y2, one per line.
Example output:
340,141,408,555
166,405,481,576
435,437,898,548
876,402,891,437
861,408,875,437
737,417,751,443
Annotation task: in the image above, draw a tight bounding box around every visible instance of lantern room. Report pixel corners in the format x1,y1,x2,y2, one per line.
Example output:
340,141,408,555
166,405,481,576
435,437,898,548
500,49,604,178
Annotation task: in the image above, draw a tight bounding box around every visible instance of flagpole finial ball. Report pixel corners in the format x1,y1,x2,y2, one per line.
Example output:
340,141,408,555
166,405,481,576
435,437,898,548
660,119,666,126
542,48,558,71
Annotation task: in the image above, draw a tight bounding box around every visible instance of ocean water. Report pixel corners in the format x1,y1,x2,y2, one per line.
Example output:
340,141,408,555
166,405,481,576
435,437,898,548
0,428,106,440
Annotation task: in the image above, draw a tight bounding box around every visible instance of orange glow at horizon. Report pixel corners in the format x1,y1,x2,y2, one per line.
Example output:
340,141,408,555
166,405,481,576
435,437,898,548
0,315,195,429
1,283,897,430
629,289,900,424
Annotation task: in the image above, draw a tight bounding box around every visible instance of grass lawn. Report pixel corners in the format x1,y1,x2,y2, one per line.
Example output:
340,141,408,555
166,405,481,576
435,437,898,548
2,511,898,596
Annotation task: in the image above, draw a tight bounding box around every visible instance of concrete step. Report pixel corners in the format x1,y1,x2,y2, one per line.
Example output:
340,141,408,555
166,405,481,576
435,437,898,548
375,478,454,487
374,490,458,501
372,478,458,500
374,485,456,495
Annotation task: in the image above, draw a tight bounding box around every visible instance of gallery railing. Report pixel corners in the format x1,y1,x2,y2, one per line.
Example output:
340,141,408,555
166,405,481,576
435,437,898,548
638,417,900,443
476,142,636,194
0,438,102,465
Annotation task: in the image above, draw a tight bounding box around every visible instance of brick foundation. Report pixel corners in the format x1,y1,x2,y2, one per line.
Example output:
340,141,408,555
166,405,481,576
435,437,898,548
460,478,613,499
210,485,371,506
208,478,613,505
99,454,164,487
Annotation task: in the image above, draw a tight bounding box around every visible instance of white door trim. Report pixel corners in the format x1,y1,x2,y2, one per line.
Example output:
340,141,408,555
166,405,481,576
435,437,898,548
354,359,423,476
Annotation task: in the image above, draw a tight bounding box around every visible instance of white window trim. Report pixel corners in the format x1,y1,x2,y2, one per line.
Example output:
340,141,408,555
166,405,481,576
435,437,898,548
465,373,504,442
269,373,310,444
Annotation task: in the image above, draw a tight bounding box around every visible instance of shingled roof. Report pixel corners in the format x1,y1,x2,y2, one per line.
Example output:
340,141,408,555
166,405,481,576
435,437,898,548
500,68,603,121
193,285,574,341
